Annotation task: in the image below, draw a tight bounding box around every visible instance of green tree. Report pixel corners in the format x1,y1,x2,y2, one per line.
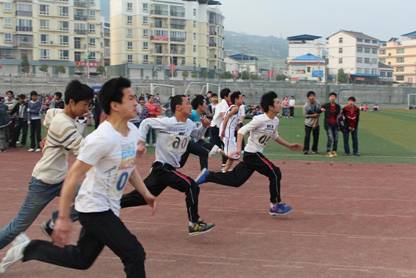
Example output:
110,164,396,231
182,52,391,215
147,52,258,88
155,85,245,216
220,71,233,79
276,74,287,81
182,71,189,80
20,55,30,74
191,71,198,79
39,64,48,75
241,71,250,80
337,69,348,83
57,65,66,75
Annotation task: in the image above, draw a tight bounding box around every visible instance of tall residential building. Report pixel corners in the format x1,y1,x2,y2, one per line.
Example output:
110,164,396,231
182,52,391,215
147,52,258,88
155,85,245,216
0,0,104,77
287,34,327,61
379,32,416,84
327,30,379,82
109,0,225,79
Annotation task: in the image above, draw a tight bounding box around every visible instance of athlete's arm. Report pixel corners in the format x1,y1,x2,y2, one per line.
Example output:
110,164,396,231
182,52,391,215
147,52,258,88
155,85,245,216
53,160,92,247
220,106,238,138
275,136,303,152
129,169,156,214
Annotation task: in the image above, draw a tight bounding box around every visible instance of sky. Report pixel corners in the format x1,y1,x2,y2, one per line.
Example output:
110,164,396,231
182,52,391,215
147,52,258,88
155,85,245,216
220,0,415,40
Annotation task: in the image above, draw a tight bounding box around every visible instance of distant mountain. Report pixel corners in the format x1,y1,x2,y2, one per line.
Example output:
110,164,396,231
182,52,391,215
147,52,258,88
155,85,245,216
224,31,289,61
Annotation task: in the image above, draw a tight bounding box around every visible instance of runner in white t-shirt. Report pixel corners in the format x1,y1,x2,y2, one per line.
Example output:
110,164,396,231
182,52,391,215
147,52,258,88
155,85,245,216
0,77,156,277
196,91,303,217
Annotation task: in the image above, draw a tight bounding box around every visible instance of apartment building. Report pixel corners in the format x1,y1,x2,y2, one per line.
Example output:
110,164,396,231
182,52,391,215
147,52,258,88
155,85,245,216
109,0,225,79
287,34,327,61
379,32,416,84
0,0,104,77
327,30,379,83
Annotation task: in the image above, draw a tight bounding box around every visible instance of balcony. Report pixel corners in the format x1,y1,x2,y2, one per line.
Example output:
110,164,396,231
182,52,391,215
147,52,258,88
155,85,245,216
16,11,32,17
74,0,88,8
171,24,185,30
74,15,88,21
150,23,169,29
150,35,169,42
16,26,32,32
170,48,185,55
150,10,169,16
170,37,186,43
170,11,185,18
14,41,33,48
74,29,88,35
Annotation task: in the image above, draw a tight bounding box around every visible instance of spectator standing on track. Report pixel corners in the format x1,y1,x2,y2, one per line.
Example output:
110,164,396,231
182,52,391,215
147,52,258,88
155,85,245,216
303,91,321,155
11,94,29,147
27,91,42,152
342,97,360,156
289,96,296,118
321,92,341,158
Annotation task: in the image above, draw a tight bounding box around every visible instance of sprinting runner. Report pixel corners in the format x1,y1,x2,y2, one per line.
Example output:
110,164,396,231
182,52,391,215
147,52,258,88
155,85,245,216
0,77,156,277
179,95,223,170
0,80,93,251
120,95,215,236
220,91,243,172
195,91,303,216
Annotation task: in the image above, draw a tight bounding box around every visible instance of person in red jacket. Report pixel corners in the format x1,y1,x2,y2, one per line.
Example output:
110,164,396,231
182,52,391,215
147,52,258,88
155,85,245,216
145,95,161,146
342,97,360,156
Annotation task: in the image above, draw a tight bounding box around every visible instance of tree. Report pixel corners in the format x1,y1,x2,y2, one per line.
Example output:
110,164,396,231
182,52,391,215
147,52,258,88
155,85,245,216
182,71,189,80
250,73,260,80
337,69,348,83
39,64,48,76
241,71,250,80
220,71,233,79
191,71,198,79
276,74,287,81
57,65,66,75
20,54,30,74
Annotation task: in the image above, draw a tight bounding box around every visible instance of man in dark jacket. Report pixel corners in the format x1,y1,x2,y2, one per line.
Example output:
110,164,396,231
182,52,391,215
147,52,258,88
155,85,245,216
321,92,341,157
303,91,321,154
11,94,29,147
342,97,360,156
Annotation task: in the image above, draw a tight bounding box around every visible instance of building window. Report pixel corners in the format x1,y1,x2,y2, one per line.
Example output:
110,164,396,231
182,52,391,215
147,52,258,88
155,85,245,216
143,55,149,63
193,45,196,53
143,3,148,12
397,57,405,63
40,49,49,60
127,29,133,38
371,58,377,64
127,16,133,25
339,58,343,64
127,41,133,50
372,40,378,44
4,33,12,43
396,66,404,72
127,54,133,63
193,57,197,65
40,19,49,30
357,47,363,53
372,48,378,54
397,48,405,54
88,52,96,60
59,6,69,16
89,24,95,33
60,35,69,46
143,29,149,37
143,41,148,49
338,37,343,43
193,33,197,40
365,39,371,43
74,52,82,62
59,21,69,32
357,38,363,43
39,4,49,16
364,58,370,64
357,57,363,63
74,37,81,49
4,2,12,11
4,18,12,28
339,48,343,54
40,34,48,44
193,21,197,28
364,47,370,53
193,9,197,16
379,49,386,55
143,16,148,24
60,50,69,60
89,37,96,47
127,2,133,12
396,75,404,81
89,10,95,19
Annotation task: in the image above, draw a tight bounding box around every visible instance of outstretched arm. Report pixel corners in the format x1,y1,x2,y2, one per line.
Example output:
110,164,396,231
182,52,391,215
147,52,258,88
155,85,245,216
275,136,303,152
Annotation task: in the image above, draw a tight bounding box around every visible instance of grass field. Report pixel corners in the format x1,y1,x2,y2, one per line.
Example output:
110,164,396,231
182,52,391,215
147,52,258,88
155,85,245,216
263,108,416,164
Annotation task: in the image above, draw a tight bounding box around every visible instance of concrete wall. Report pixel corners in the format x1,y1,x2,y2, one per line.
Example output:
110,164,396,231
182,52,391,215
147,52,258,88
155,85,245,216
0,78,414,106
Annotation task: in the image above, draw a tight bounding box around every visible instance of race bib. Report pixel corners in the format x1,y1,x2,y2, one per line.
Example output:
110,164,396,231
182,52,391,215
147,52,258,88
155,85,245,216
168,134,189,153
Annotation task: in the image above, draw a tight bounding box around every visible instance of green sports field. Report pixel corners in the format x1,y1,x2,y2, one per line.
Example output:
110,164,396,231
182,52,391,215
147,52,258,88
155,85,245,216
263,108,416,164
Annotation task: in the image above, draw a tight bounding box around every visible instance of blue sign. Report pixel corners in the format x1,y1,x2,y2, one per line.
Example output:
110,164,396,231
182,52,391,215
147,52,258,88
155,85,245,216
312,70,324,78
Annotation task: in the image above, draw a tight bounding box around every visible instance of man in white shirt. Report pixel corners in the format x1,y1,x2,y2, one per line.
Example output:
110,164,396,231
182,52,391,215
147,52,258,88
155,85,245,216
196,91,303,217
120,95,215,236
0,77,156,277
289,96,296,118
0,81,93,252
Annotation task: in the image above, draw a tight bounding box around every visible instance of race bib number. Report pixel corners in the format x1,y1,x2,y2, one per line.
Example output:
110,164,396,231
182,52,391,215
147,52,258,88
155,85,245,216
168,134,189,153
256,134,271,146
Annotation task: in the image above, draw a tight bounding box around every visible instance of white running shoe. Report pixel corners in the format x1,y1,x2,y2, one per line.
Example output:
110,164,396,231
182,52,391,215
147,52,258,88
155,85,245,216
208,145,220,157
27,148,34,152
35,148,41,152
0,233,30,274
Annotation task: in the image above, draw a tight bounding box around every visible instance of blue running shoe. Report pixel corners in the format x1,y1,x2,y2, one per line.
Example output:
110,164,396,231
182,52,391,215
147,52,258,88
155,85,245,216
269,203,293,216
195,168,209,185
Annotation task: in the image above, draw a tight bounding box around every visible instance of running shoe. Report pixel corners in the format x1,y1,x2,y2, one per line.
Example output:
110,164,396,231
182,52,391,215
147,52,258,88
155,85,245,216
268,203,293,216
188,221,215,236
0,233,30,274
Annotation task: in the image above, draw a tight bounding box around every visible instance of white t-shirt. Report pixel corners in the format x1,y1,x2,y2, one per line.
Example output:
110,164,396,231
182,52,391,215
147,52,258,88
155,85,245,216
138,116,203,168
211,99,229,128
221,104,241,139
75,121,140,216
238,113,280,153
289,99,296,107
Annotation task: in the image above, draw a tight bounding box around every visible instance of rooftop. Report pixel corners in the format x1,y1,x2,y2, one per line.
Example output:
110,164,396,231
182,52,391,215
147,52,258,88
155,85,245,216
228,53,258,61
287,34,322,41
291,53,325,62
327,30,378,41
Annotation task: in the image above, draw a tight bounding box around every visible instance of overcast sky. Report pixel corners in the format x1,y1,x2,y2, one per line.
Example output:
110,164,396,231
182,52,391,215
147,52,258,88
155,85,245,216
220,0,415,40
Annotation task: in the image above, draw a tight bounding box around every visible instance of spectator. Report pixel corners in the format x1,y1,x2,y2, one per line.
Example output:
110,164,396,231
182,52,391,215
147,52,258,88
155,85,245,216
289,96,296,118
145,95,161,146
321,92,341,158
4,90,17,148
28,91,42,152
130,96,148,128
11,94,29,147
92,94,102,129
0,97,10,152
373,104,380,112
49,92,65,109
303,91,321,155
282,96,290,118
206,93,218,120
342,96,360,156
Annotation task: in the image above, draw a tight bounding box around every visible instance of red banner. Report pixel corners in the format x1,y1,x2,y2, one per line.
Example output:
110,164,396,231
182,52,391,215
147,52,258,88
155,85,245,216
150,35,169,41
76,61,99,68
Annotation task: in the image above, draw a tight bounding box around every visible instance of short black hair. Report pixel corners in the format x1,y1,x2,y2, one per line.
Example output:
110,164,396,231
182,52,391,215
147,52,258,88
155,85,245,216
211,93,218,98
64,80,94,106
55,92,63,98
138,96,145,101
171,95,186,114
191,95,205,110
99,77,131,114
18,94,26,99
307,91,316,98
329,92,337,97
30,91,38,97
6,90,14,96
261,91,278,113
348,96,356,102
230,91,242,104
220,88,231,99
